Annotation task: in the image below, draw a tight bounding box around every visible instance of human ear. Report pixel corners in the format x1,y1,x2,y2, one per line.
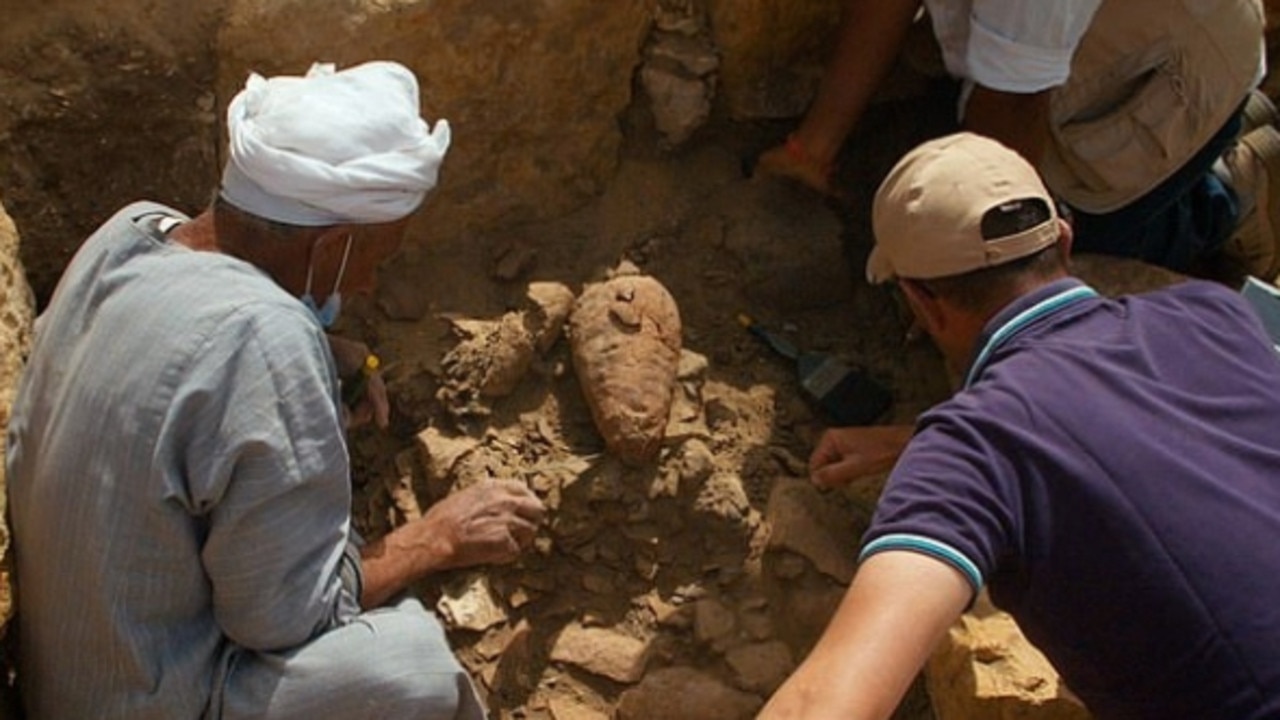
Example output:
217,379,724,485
899,279,946,337
1056,218,1073,263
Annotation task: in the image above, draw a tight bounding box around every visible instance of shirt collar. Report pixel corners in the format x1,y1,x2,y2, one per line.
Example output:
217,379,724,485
963,278,1098,388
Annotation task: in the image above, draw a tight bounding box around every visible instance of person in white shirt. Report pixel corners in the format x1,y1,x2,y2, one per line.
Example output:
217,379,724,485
755,0,1278,281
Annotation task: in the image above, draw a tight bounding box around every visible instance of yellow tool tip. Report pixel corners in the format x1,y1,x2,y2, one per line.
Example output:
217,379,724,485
363,354,380,373
736,313,754,327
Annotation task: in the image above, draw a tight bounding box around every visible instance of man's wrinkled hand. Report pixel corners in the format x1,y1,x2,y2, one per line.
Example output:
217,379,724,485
423,479,546,571
809,425,915,488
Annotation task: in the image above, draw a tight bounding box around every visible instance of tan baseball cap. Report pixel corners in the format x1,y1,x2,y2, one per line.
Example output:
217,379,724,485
866,132,1060,284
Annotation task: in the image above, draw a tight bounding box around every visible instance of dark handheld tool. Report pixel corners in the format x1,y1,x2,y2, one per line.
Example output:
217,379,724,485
739,314,892,426
341,353,380,407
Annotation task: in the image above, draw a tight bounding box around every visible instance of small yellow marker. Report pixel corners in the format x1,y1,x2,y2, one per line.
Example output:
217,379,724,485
342,353,380,406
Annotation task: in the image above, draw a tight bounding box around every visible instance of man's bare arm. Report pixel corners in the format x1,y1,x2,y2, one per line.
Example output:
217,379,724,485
358,479,545,609
758,550,972,719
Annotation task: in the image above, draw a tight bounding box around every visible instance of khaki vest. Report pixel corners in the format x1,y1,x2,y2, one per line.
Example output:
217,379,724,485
1040,0,1264,213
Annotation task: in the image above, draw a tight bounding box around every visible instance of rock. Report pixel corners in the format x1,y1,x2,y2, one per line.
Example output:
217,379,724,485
525,281,576,353
725,640,794,694
693,472,751,525
693,597,738,652
738,606,775,641
771,553,808,579
0,199,35,641
550,623,650,684
485,620,539,699
676,349,710,381
437,573,508,632
384,449,424,522
648,33,720,78
927,595,1093,720
766,478,858,583
415,427,480,485
617,667,762,720
641,63,713,148
640,31,719,147
666,363,711,444
676,438,715,485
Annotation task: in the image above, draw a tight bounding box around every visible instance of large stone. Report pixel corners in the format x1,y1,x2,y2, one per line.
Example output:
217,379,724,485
0,199,35,718
927,595,1093,720
549,623,650,684
218,0,651,246
0,199,34,639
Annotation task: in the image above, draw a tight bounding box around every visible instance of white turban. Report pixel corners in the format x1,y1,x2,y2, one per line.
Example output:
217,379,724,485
220,61,451,226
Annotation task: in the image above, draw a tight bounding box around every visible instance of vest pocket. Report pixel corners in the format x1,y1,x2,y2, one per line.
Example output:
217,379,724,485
1053,52,1196,202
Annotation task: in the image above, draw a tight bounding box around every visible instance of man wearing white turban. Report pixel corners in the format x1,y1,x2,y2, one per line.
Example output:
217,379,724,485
7,60,544,720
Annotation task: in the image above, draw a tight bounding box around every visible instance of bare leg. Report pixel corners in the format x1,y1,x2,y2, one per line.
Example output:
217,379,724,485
755,0,923,195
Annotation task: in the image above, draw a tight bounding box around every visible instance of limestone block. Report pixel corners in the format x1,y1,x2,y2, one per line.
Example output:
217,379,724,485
549,623,650,683
641,64,713,147
0,199,35,639
217,0,651,243
436,573,508,632
641,31,719,146
927,596,1093,720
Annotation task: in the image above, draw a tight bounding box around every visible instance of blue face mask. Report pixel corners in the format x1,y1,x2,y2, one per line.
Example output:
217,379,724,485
300,235,353,329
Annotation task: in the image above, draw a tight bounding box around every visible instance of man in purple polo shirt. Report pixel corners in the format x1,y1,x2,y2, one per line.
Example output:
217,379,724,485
761,132,1280,719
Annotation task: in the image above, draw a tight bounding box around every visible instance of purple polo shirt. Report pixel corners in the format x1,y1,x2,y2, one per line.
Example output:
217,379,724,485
864,278,1280,718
